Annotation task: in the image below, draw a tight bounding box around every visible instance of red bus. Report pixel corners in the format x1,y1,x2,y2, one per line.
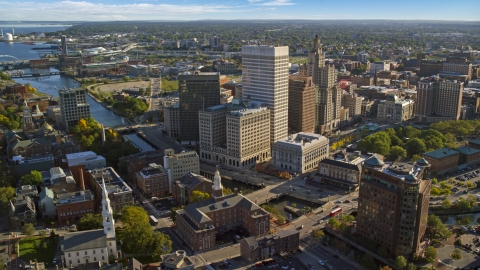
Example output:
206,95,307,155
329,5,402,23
330,207,342,217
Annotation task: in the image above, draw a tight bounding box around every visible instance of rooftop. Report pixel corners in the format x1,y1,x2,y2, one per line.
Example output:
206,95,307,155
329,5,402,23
423,148,459,159
56,190,93,205
364,159,425,184
63,229,107,252
89,167,132,194
455,146,480,155
274,132,328,148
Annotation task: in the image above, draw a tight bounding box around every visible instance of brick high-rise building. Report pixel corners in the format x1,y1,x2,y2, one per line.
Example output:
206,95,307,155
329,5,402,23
178,72,221,144
136,163,169,198
357,156,432,259
415,78,464,123
299,35,341,134
242,45,289,143
419,60,443,77
288,75,316,133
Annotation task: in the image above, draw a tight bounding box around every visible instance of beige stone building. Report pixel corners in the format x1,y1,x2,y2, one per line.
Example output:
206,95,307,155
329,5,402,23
199,99,271,168
377,94,414,123
163,149,200,193
272,132,329,174
342,92,364,117
164,102,180,139
288,75,316,133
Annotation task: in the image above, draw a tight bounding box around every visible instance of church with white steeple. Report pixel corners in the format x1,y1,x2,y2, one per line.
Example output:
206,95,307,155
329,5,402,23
61,177,119,267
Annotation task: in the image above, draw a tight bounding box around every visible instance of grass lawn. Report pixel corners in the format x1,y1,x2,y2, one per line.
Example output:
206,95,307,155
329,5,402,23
289,57,308,64
19,237,58,266
161,79,179,92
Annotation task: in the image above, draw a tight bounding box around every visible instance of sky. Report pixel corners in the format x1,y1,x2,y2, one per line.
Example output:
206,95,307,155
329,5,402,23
0,0,478,21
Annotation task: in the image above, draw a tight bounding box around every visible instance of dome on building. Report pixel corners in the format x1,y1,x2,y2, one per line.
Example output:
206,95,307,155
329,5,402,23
416,158,430,166
364,155,384,167
385,94,398,102
41,122,54,132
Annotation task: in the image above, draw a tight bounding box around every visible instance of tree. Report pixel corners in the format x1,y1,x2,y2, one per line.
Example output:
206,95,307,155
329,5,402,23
357,132,391,155
77,214,103,231
441,198,451,209
452,248,462,259
0,186,16,206
291,203,297,208
390,146,407,161
313,229,325,239
328,218,340,229
21,170,42,186
122,206,172,256
276,215,286,224
360,254,377,270
123,76,130,82
380,267,392,270
395,255,407,269
377,246,388,257
406,263,416,270
411,154,421,162
22,223,36,238
405,138,426,157
424,246,437,262
38,230,47,239
190,190,211,203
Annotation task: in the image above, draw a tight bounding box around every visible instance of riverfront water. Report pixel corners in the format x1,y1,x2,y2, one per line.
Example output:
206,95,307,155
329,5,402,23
0,22,71,34
14,75,125,127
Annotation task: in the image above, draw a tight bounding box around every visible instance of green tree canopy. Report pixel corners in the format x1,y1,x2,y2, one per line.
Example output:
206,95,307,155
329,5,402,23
357,132,391,155
78,214,103,231
190,190,211,203
313,229,325,239
22,223,36,238
0,186,16,207
21,170,42,186
395,255,407,269
424,246,437,262
405,138,426,157
390,146,407,161
122,206,172,257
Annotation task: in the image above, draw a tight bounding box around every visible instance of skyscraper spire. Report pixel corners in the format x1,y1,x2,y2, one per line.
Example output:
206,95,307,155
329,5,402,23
101,175,115,238
101,124,106,145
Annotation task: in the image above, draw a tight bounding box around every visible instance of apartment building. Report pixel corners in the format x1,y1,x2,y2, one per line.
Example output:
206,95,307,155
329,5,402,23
357,156,432,258
59,88,91,130
136,163,169,198
271,132,329,174
288,75,316,133
163,149,200,192
315,158,362,190
415,78,464,123
199,99,271,168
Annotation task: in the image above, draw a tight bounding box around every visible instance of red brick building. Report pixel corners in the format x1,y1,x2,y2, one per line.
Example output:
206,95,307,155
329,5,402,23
455,146,480,167
136,164,169,198
176,191,270,252
5,84,28,95
422,148,459,175
172,172,213,205
56,190,95,225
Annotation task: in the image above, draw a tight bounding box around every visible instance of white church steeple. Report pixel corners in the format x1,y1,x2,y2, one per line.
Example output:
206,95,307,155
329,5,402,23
101,177,115,238
212,166,223,198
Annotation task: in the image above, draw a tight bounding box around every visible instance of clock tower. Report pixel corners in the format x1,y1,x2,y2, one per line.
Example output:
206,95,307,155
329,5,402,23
101,177,115,239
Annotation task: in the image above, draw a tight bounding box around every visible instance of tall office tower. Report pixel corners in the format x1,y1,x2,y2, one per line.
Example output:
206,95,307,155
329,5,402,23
242,45,289,143
357,156,432,258
61,35,67,55
178,72,221,144
288,75,316,133
415,78,464,123
59,88,90,130
299,35,341,134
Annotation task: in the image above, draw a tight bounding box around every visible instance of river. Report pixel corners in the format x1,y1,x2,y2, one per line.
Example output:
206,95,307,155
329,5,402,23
2,42,125,127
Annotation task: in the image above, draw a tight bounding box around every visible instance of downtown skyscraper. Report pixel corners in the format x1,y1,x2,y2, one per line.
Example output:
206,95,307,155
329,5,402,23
241,45,289,143
300,35,341,134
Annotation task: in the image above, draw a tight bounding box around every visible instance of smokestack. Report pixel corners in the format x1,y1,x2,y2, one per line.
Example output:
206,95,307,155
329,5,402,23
80,167,85,191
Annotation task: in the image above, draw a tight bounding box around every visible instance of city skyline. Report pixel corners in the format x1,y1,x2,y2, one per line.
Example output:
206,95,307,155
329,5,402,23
0,0,479,21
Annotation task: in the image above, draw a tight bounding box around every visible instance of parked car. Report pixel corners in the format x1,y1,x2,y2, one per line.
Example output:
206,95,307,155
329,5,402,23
318,260,324,266
235,235,241,240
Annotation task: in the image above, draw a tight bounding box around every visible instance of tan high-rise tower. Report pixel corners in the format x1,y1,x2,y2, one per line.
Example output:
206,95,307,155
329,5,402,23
300,35,341,134
288,75,316,133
